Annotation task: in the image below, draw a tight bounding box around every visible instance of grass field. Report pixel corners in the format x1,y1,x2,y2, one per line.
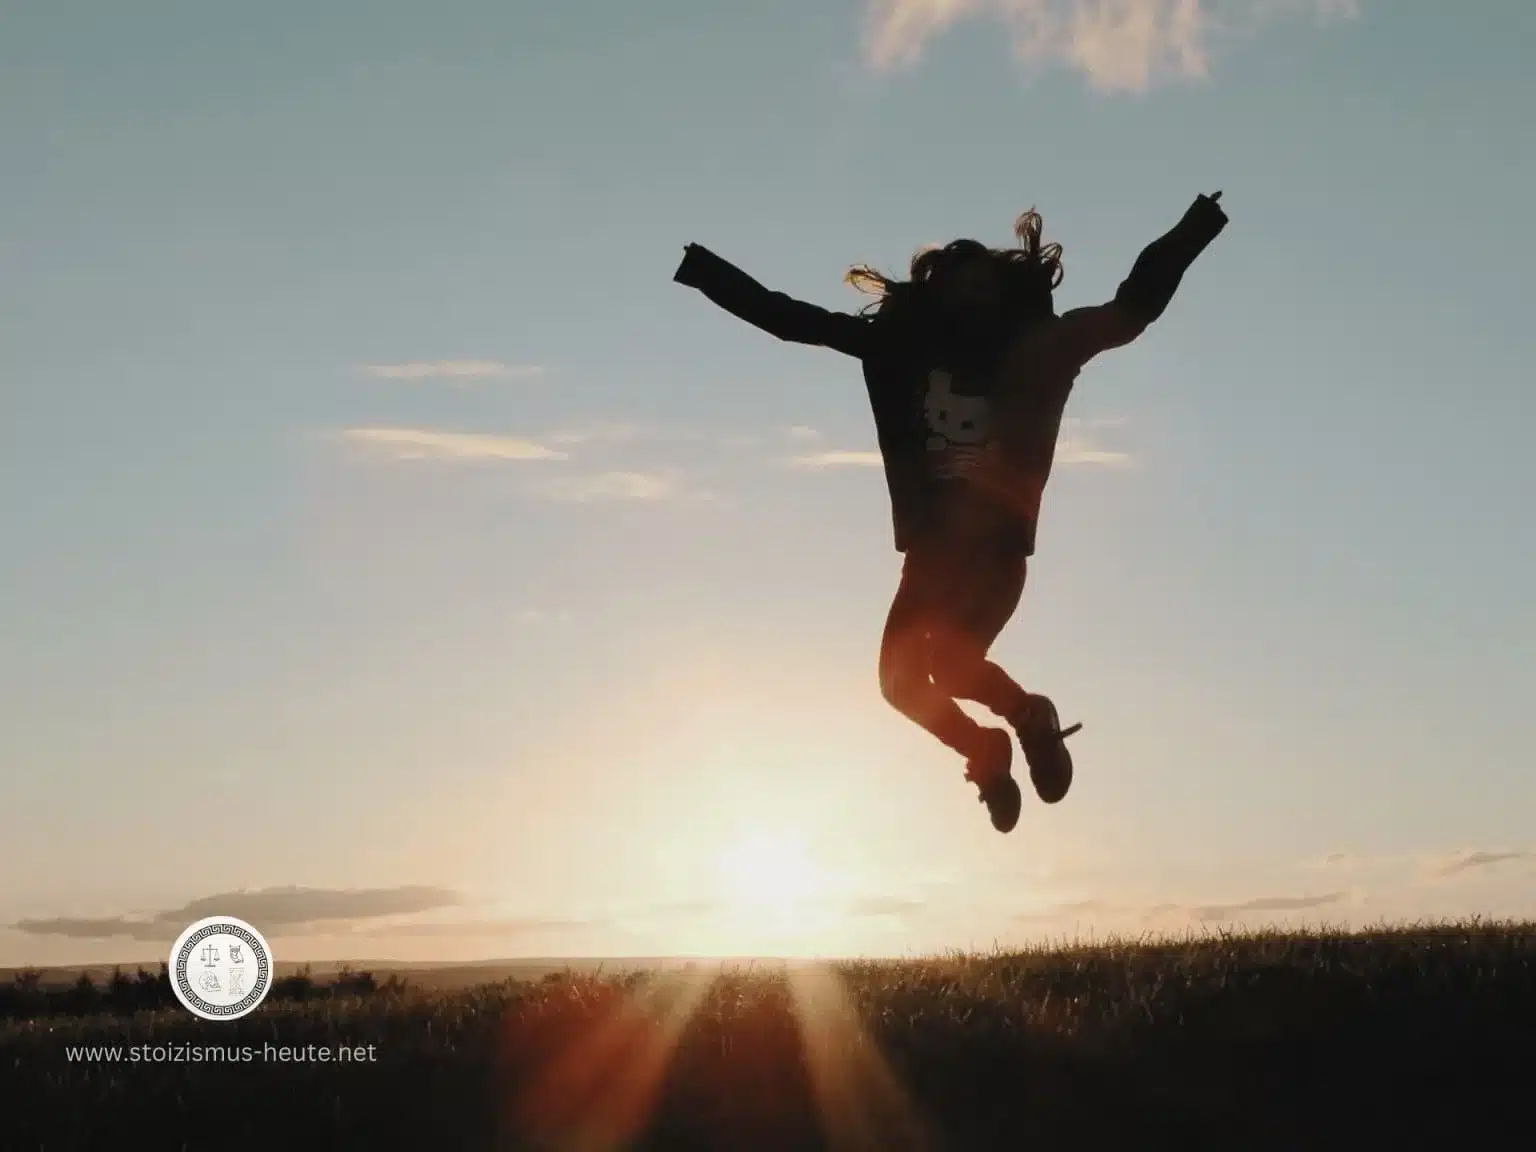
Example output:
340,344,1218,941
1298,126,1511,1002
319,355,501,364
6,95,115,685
4,922,1531,1150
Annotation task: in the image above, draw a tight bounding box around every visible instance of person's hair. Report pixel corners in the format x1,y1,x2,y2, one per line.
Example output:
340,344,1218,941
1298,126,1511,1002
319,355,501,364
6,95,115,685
845,209,1064,322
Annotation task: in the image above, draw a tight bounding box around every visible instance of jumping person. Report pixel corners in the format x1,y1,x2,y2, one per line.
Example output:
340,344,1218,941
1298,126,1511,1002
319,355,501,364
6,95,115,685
671,191,1228,832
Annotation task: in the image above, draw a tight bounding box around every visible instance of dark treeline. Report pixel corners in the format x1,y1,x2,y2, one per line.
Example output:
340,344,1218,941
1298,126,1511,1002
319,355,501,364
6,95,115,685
1,965,391,1019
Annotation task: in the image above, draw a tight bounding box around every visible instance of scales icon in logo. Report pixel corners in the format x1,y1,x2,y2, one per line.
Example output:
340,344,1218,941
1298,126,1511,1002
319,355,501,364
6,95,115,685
168,915,273,1021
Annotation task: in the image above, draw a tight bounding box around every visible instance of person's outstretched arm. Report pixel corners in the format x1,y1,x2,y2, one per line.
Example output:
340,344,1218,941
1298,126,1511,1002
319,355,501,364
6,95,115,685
1050,191,1229,367
673,243,872,359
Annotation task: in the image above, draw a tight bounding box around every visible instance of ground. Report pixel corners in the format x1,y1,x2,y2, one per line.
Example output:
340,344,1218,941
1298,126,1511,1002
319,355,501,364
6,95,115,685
3,922,1530,1149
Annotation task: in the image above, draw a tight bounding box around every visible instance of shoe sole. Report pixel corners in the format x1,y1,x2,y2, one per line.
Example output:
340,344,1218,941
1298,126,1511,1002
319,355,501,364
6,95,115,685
984,777,1022,833
1024,721,1080,806
1027,745,1072,805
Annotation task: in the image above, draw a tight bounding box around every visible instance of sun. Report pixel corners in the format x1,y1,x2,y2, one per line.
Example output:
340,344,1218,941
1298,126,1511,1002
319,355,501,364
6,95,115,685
717,828,822,930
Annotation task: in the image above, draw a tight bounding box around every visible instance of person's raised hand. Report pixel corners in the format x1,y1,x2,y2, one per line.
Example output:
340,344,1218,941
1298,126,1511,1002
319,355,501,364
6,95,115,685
1197,189,1228,226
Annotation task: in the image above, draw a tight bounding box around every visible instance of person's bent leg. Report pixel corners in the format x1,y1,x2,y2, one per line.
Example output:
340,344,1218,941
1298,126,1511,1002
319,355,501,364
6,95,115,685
879,617,989,758
935,548,1078,804
927,547,1032,720
881,617,1019,830
930,640,1030,721
882,549,1022,830
878,552,992,759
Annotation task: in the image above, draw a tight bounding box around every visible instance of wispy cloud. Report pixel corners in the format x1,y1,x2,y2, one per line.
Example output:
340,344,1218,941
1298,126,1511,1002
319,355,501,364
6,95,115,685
13,886,462,941
861,0,1361,91
1424,850,1533,879
355,917,586,938
1055,443,1132,466
340,426,567,462
537,470,704,504
9,917,170,943
1013,891,1354,927
544,421,717,447
1188,891,1348,921
332,423,718,503
780,420,1129,471
1302,851,1417,873
1055,417,1135,465
358,360,542,381
1056,420,1142,463
545,422,651,446
781,449,885,470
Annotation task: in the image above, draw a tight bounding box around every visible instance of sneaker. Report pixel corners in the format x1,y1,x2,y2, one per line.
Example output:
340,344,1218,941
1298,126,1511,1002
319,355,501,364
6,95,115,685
964,727,1022,833
1010,693,1082,805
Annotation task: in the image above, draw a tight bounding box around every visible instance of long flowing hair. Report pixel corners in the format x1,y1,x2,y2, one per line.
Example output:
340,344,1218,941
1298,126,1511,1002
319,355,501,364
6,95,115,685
844,210,1064,323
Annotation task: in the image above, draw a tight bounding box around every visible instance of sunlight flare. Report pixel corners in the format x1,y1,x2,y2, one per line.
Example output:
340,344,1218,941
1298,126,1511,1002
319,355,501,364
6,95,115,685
717,828,824,931
510,970,715,1149
787,962,936,1151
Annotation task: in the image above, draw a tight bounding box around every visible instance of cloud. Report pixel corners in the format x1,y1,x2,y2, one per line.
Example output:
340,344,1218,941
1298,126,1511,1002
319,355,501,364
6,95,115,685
544,421,717,447
177,886,460,927
10,917,170,943
1316,847,1536,881
1055,417,1134,466
359,360,542,381
1301,851,1419,873
536,470,705,504
1054,442,1132,466
1188,891,1347,921
340,426,567,462
13,886,462,941
334,423,715,502
780,421,1129,472
545,422,651,446
1424,850,1533,879
785,425,823,442
1009,892,1353,928
861,0,1360,91
354,917,587,938
544,421,769,453
781,449,885,469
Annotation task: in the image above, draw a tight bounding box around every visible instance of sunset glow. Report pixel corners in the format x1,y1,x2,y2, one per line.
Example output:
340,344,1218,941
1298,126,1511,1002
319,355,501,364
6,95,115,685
718,829,824,931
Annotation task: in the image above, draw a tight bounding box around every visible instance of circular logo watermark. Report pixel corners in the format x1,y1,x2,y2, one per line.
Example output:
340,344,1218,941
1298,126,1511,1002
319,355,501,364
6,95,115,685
168,916,273,1021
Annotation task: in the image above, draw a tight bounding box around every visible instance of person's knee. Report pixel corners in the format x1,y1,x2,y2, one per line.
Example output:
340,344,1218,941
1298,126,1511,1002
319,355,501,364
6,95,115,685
928,634,985,698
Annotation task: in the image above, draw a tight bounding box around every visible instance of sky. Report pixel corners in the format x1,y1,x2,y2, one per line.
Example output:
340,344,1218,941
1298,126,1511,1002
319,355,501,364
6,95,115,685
2,0,1533,967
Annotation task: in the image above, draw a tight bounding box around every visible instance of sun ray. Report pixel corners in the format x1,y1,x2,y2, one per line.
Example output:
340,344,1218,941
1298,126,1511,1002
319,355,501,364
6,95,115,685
508,968,715,1150
786,961,937,1151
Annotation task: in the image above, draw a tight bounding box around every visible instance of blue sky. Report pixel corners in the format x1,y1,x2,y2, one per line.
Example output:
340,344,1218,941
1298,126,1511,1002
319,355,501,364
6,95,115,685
2,0,1533,966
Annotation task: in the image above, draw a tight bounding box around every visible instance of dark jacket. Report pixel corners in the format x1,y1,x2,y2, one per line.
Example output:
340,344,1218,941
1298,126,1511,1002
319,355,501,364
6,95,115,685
672,193,1227,555
672,244,936,552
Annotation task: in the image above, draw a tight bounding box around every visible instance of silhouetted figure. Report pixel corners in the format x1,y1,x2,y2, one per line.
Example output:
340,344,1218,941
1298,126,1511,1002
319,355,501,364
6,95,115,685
673,192,1228,832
